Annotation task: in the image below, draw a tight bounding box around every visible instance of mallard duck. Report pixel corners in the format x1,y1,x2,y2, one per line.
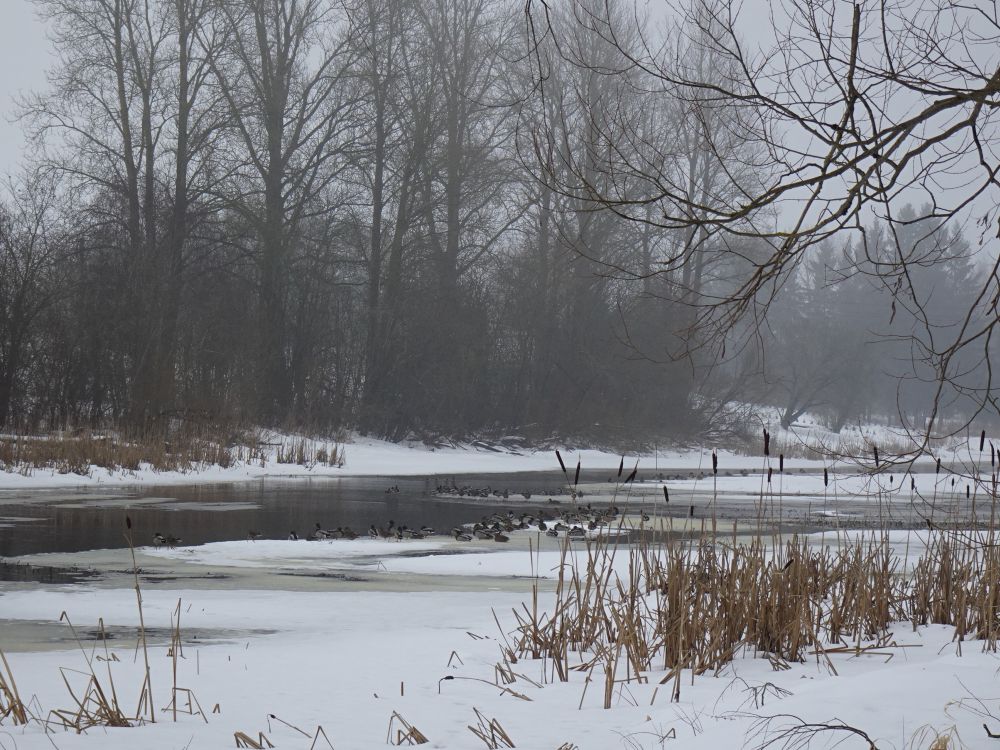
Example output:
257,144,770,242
453,529,473,542
493,532,510,543
248,530,263,541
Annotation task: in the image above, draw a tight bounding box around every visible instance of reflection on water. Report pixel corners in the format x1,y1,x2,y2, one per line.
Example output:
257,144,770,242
0,474,572,558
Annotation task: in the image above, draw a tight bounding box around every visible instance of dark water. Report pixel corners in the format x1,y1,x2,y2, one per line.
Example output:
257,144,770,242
0,473,576,558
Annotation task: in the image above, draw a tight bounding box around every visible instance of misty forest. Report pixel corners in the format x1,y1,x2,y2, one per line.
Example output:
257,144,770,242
0,0,992,448
7,2,1000,749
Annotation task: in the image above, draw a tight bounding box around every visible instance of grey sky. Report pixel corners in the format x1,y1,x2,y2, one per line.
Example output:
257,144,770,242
0,0,49,175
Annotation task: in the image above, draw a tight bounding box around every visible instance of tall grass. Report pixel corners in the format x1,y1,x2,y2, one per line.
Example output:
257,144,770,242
0,428,253,476
507,448,1000,705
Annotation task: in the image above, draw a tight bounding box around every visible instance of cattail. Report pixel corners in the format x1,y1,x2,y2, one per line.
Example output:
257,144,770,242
712,451,718,475
126,516,132,530
688,505,694,518
911,476,916,491
617,456,623,479
767,467,773,483
966,485,970,499
936,457,941,474
624,466,637,483
889,475,894,484
556,450,566,474
663,486,669,503
992,442,995,467
823,467,828,487
779,454,784,473
981,430,986,452
873,446,879,467
763,429,770,456
574,458,581,487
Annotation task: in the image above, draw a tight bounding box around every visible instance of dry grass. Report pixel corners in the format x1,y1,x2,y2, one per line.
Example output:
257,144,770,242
0,426,346,476
275,437,344,467
387,711,430,745
506,522,1000,706
0,427,253,476
0,649,28,725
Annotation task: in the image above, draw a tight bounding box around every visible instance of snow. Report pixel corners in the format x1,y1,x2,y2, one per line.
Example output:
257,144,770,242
0,432,811,490
2,565,998,748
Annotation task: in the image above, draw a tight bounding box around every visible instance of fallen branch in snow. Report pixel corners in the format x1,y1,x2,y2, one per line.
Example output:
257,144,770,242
748,714,878,750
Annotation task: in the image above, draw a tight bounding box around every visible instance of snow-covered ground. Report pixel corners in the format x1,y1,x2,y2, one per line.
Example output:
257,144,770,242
2,535,999,749
4,414,993,492
0,434,743,489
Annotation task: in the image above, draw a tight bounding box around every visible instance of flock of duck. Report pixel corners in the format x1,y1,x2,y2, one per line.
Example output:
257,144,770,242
150,502,627,548
434,483,581,500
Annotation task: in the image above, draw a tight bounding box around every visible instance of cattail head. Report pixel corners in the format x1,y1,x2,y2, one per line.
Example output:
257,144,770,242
763,429,770,456
556,450,566,474
936,457,941,474
823,467,828,487
712,450,718,475
617,456,623,479
767,466,773,483
663,485,669,503
980,430,986,452
873,446,879,468
126,516,132,530
779,454,784,473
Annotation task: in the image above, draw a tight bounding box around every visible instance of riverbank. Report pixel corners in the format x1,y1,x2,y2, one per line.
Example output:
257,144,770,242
1,527,997,749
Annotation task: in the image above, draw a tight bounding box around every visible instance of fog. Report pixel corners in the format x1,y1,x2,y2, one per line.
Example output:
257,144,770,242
0,0,996,446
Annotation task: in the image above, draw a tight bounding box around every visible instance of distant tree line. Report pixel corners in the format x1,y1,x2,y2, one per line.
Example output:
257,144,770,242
0,0,990,443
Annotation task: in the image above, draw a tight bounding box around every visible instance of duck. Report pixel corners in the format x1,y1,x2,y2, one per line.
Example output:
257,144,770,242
369,524,379,539
152,532,166,547
248,530,263,542
545,528,559,538
164,534,182,547
311,523,331,540
288,531,299,541
453,528,473,542
341,527,358,540
474,528,493,540
493,532,510,543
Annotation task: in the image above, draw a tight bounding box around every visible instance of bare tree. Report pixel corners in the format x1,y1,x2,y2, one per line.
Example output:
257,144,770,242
0,173,66,428
524,0,1000,448
207,0,361,422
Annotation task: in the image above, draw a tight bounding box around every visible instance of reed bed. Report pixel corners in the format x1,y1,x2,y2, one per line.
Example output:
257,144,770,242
0,426,350,476
0,428,254,476
508,526,1000,703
